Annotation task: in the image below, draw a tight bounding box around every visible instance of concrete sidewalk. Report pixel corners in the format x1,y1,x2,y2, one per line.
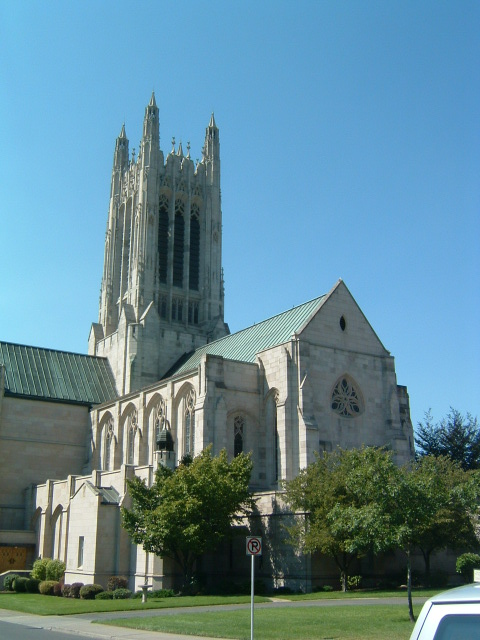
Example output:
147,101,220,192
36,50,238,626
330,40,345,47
0,607,218,640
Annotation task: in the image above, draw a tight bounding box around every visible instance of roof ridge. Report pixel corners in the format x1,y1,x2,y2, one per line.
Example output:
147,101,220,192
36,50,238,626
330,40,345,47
166,293,327,378
205,293,327,348
0,340,109,361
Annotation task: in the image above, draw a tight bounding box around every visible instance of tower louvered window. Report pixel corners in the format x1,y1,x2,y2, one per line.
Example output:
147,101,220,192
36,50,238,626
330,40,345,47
189,205,200,291
173,200,185,287
158,195,169,284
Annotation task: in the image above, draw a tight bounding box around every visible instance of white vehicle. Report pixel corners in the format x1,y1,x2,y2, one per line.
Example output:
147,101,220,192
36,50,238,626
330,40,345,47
410,583,480,640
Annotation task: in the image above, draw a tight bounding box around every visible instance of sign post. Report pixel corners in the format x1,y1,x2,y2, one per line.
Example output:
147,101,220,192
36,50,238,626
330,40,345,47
246,536,262,640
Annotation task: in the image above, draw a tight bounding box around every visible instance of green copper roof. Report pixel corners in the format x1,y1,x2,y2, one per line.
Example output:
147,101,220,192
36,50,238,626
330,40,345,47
0,341,118,405
169,295,326,377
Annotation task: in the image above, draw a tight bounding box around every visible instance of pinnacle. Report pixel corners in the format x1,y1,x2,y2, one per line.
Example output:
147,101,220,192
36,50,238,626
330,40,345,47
119,123,127,138
209,112,216,128
149,91,156,107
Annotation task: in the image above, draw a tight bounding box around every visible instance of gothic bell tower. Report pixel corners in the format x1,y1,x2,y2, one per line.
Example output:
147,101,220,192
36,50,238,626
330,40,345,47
89,93,229,394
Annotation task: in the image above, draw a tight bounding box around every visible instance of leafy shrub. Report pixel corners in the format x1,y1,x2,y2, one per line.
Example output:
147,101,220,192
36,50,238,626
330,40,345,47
25,578,40,593
13,577,29,593
31,558,51,581
113,588,132,599
152,588,175,598
107,576,128,591
46,559,65,582
70,582,84,598
133,587,176,599
347,575,362,590
39,580,60,596
322,585,334,592
79,584,104,599
3,574,20,591
456,553,480,582
95,591,114,599
53,582,63,596
62,584,71,597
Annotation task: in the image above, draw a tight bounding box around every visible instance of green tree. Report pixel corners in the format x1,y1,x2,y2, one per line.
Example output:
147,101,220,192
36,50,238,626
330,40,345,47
416,408,480,470
283,447,399,592
121,446,254,589
388,458,480,622
456,552,480,583
410,456,480,585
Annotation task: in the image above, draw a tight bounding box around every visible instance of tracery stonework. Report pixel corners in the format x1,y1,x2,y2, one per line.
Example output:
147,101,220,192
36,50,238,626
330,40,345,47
331,377,363,417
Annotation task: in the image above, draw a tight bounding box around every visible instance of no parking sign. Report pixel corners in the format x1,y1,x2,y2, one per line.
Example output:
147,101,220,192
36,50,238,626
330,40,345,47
246,536,262,640
246,536,262,556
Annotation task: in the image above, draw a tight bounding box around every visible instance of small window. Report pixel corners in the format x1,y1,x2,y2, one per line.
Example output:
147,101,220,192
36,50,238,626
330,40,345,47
78,536,84,568
339,315,346,331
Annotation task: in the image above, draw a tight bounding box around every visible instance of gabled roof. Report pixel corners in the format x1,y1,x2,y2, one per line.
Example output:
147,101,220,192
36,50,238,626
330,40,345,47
168,294,327,377
0,341,118,405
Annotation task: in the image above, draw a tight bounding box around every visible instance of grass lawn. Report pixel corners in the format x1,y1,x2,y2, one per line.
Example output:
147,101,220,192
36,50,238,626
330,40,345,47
0,592,268,615
99,604,423,639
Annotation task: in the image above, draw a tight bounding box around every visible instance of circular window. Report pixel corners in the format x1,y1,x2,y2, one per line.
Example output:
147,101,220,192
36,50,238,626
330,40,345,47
331,377,363,417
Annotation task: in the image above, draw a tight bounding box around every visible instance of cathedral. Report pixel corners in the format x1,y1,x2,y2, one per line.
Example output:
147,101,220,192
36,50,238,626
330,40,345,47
0,94,414,591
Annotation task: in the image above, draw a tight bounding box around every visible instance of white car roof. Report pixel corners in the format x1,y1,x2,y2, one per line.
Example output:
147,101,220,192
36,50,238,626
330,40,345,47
428,583,480,604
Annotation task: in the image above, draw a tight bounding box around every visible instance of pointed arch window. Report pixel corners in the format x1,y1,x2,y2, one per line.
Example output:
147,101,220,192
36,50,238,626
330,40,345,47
104,417,114,471
189,204,200,291
158,195,169,285
154,398,166,450
173,199,185,287
331,376,363,417
273,394,279,482
184,389,196,455
234,415,245,457
126,409,138,465
266,391,280,483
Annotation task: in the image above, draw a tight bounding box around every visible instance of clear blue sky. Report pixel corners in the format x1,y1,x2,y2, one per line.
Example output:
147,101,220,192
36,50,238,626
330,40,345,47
1,1,478,430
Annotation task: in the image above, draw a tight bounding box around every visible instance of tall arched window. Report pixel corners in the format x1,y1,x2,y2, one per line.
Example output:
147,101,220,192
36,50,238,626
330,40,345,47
158,194,169,285
173,199,185,287
189,204,200,291
274,400,279,482
104,417,114,471
266,391,280,484
234,415,244,457
154,398,166,450
126,409,138,465
184,389,195,455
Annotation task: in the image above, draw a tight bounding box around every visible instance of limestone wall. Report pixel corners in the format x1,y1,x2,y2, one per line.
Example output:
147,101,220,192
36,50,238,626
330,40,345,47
0,397,90,530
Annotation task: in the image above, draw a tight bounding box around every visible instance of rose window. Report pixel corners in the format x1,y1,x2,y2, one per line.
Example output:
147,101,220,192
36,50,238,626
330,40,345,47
331,377,363,417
